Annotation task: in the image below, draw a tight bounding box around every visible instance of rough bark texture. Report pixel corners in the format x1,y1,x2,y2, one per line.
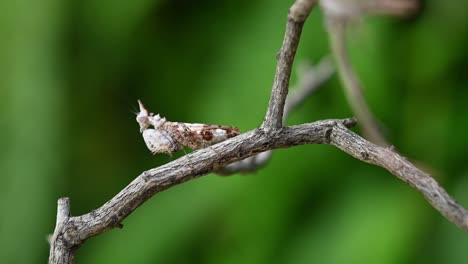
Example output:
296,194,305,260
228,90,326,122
49,118,357,264
219,56,335,175
49,0,468,263
330,123,468,230
262,0,318,130
49,118,468,263
49,198,74,264
327,17,388,146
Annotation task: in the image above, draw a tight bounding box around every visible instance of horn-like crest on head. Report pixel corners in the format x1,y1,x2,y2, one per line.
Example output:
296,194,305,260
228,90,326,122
136,100,151,132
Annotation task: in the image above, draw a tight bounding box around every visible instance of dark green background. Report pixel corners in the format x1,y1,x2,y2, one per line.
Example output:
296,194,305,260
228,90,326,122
1,0,467,263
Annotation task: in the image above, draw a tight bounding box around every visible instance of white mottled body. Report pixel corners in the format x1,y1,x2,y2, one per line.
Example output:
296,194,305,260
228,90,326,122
136,100,239,154
142,129,177,154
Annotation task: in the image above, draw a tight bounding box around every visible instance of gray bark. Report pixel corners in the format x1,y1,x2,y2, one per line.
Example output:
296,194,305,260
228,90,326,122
49,0,468,263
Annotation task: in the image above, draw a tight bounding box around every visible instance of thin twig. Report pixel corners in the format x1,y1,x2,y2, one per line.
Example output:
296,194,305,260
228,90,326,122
283,56,334,122
218,56,334,175
262,0,318,130
327,16,389,146
49,0,468,262
330,123,468,230
321,0,419,146
50,118,468,260
49,198,73,264
319,0,419,19
361,0,419,17
50,119,357,260
216,151,273,175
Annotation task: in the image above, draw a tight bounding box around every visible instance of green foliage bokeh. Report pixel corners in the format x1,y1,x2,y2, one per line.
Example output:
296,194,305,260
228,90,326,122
0,0,467,263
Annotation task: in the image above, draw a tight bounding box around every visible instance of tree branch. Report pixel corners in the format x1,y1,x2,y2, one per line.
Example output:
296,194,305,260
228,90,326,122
362,0,419,17
330,123,468,230
49,198,74,264
49,118,357,263
218,56,335,175
50,117,468,264
320,0,419,19
262,0,318,130
321,0,419,146
283,56,334,122
49,0,468,262
327,16,389,146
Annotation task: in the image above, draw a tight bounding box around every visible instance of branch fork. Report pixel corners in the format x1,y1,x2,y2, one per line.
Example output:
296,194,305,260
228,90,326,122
49,0,467,263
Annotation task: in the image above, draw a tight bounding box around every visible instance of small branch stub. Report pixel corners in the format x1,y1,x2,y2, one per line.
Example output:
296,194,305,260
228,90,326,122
49,198,73,264
56,197,70,226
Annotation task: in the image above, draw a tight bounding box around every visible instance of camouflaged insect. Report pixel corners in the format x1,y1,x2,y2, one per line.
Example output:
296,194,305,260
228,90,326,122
136,100,239,154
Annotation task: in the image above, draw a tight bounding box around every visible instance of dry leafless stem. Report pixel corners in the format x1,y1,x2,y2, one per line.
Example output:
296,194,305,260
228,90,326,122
262,0,318,130
362,0,419,17
283,56,335,121
327,16,389,146
322,0,419,146
218,56,335,175
49,0,467,263
320,0,419,19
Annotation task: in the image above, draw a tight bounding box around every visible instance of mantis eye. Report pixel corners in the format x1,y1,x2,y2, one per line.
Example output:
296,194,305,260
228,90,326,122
136,115,147,124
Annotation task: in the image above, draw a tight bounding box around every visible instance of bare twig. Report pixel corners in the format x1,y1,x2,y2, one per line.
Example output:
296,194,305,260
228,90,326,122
49,2,321,262
319,0,419,19
330,123,468,230
49,198,73,264
216,151,273,175
49,0,468,263
218,56,335,175
49,118,357,264
284,56,335,121
321,0,419,146
326,16,389,146
49,118,468,264
262,0,318,130
363,0,419,17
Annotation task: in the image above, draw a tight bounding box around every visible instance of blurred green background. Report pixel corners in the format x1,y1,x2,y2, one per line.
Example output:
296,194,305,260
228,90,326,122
1,0,467,263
